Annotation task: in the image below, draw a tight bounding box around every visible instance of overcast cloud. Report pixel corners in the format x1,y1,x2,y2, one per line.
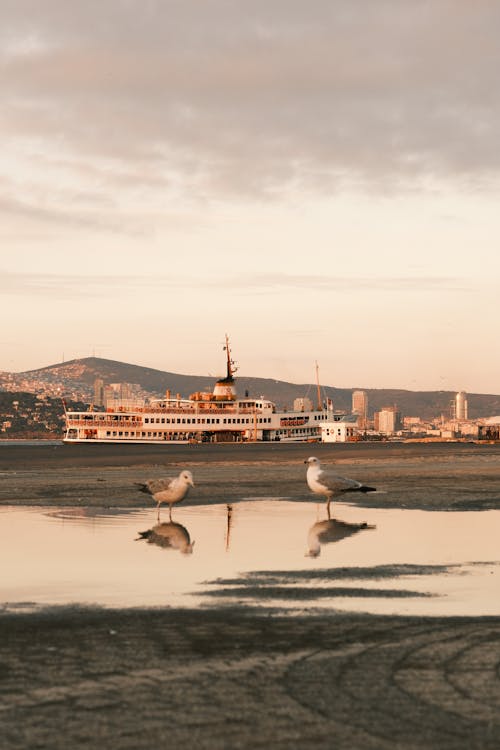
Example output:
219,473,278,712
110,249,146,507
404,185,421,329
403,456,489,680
3,0,500,207
2,2,500,390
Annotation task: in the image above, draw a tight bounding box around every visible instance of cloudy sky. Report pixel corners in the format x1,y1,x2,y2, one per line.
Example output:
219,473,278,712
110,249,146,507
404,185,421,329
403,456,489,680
2,0,500,393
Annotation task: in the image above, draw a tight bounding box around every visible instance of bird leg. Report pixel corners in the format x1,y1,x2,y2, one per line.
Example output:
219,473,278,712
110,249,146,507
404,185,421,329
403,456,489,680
156,501,161,522
327,498,331,520
169,505,172,521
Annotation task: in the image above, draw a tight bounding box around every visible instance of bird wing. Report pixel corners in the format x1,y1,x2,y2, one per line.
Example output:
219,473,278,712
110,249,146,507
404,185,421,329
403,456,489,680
318,468,362,493
145,477,176,494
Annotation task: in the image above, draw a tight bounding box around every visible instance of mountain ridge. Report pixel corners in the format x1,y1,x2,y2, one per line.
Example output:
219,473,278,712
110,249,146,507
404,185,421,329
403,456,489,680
12,356,500,420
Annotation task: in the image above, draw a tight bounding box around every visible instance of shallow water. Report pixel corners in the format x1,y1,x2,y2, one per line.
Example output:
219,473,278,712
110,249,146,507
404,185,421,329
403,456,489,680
1,501,499,616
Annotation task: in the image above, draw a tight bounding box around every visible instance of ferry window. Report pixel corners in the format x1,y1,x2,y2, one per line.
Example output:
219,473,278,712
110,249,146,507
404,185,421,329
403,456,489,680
118,431,123,436
161,418,165,424
113,431,117,436
106,431,111,436
145,418,149,423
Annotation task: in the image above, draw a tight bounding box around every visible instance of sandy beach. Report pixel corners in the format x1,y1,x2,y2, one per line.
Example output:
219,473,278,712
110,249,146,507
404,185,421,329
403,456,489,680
2,439,500,510
1,441,500,748
2,606,500,749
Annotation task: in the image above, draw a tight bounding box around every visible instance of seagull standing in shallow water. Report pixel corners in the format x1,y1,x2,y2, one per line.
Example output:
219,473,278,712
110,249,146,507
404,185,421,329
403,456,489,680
304,456,376,518
136,469,194,520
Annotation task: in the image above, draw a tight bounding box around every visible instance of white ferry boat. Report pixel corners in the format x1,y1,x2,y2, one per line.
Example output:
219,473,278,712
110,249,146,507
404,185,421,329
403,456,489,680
63,338,330,444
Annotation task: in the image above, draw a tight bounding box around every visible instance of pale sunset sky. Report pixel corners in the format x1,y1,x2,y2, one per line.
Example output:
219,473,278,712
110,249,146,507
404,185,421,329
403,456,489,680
2,1,499,393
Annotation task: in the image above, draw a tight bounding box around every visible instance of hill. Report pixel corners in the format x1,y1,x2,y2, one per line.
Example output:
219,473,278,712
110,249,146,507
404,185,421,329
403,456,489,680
14,357,500,420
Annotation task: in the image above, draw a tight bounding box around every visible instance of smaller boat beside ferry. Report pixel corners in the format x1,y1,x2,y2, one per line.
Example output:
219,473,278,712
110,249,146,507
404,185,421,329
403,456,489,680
63,337,331,444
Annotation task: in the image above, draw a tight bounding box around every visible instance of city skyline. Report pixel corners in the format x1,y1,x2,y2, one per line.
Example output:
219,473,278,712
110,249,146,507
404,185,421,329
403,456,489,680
2,2,500,393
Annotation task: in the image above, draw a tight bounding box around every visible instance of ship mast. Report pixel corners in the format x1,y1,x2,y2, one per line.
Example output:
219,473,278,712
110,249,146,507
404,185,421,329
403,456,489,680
315,360,322,411
223,334,237,380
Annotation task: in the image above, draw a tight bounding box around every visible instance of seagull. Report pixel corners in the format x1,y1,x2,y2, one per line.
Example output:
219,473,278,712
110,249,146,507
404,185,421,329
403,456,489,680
306,518,375,557
304,456,376,517
135,469,194,519
136,521,194,554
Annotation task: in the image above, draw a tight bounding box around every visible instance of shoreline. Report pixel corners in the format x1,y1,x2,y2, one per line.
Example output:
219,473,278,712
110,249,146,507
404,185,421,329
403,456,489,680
1,441,500,511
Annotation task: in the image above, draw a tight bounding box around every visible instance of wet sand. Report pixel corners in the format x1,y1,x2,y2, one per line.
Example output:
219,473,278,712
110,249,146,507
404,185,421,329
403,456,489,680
2,606,500,749
2,440,500,510
2,442,500,748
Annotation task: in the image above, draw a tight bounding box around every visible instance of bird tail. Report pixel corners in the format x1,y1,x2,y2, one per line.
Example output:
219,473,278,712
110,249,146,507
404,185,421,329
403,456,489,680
359,485,377,493
135,483,149,494
135,529,152,541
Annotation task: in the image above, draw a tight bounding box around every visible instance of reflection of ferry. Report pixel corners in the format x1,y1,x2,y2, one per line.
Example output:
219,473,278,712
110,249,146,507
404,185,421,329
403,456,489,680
63,336,330,444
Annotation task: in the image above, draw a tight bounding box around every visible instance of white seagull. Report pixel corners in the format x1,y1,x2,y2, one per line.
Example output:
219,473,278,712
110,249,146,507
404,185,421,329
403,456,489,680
136,469,194,519
304,456,376,517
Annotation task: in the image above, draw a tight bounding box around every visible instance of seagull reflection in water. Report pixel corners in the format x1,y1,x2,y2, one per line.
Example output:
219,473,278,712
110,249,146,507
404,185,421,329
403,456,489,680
306,517,375,558
136,522,195,554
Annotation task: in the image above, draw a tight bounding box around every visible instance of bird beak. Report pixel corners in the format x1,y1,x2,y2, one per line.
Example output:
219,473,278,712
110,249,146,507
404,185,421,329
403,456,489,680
190,480,195,487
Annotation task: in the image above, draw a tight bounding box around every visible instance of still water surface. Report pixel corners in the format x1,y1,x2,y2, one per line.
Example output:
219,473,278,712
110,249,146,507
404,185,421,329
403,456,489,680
1,501,499,616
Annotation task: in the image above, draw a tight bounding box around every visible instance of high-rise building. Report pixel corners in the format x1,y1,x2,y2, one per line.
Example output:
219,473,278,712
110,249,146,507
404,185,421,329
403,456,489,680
376,405,402,435
452,391,468,421
93,378,105,407
352,390,368,428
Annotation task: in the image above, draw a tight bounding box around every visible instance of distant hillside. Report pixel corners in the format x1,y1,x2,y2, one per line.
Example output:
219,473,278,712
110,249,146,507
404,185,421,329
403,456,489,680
25,357,215,396
16,357,500,419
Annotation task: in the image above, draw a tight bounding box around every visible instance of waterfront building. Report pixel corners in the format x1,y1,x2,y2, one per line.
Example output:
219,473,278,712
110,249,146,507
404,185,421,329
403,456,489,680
352,390,368,428
478,416,500,441
376,406,402,435
320,414,359,442
451,391,468,421
93,378,105,407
